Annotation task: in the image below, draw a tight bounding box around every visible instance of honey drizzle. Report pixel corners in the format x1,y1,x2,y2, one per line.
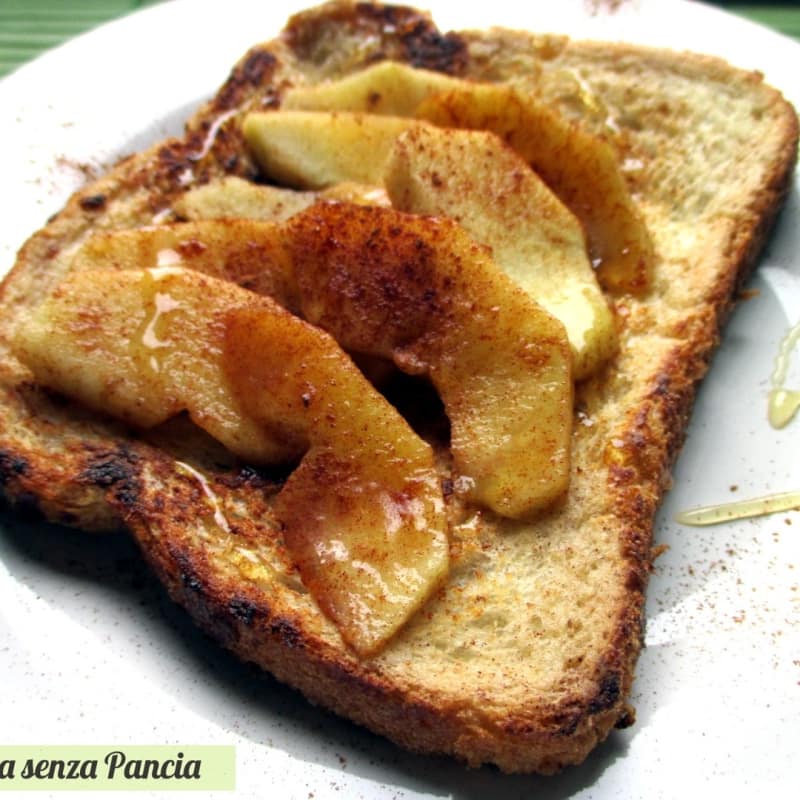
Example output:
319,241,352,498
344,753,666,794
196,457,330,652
188,108,238,162
174,460,231,534
134,269,182,374
675,490,800,527
768,318,800,429
677,320,800,527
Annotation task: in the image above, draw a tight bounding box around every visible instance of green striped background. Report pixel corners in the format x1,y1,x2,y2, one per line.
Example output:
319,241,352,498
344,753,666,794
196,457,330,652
0,2,799,78
732,5,800,39
0,1,160,77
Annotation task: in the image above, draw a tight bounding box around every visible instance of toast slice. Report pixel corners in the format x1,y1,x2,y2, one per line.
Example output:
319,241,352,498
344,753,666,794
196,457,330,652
0,0,797,774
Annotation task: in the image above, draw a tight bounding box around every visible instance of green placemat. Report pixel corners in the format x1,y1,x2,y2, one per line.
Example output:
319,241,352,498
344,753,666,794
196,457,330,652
726,4,800,38
1,2,799,79
0,0,161,77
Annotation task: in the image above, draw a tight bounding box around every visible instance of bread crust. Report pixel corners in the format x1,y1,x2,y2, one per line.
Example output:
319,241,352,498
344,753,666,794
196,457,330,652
0,0,797,774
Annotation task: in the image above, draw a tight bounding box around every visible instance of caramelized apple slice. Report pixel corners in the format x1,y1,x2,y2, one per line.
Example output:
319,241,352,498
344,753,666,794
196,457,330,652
172,175,319,221
415,83,653,294
224,307,448,655
282,59,466,116
243,111,413,187
172,175,388,222
69,218,299,312
11,268,300,463
385,124,617,379
287,203,574,518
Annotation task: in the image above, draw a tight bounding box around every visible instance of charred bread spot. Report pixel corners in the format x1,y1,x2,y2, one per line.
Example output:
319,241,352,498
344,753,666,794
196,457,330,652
156,143,195,186
177,573,301,652
228,596,260,625
587,673,621,716
79,193,107,212
168,550,306,652
108,481,142,513
173,550,205,596
213,49,279,112
0,450,29,485
139,134,248,205
542,710,580,738
80,446,142,510
80,449,137,488
269,617,305,649
175,583,247,651
126,141,201,208
398,21,467,73
182,572,204,593
615,705,636,729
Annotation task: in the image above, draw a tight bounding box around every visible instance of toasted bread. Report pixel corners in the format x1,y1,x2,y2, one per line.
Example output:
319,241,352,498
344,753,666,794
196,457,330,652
0,0,797,775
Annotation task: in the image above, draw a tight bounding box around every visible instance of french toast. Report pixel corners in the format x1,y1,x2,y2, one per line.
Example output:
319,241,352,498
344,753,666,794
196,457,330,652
0,0,797,775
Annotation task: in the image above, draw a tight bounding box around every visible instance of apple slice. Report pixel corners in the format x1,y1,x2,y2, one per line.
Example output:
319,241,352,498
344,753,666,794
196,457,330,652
224,306,448,655
242,110,413,188
11,267,301,463
282,59,465,116
172,175,389,222
286,203,574,518
172,175,320,222
415,83,653,294
69,217,299,312
385,124,617,379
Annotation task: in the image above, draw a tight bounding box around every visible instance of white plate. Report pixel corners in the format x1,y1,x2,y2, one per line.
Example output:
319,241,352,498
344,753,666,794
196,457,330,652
0,1,798,798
